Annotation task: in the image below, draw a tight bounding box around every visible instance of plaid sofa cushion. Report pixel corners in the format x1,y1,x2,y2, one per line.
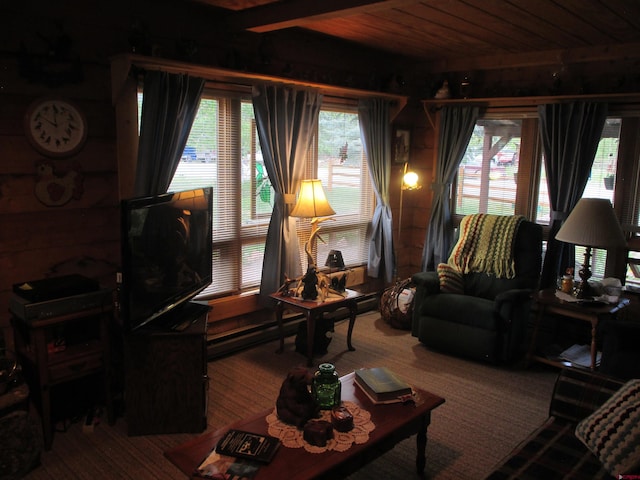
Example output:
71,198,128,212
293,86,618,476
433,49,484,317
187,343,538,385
485,417,614,480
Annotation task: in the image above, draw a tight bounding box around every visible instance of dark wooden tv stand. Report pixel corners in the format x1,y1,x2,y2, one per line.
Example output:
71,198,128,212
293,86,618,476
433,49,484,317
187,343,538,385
123,302,209,436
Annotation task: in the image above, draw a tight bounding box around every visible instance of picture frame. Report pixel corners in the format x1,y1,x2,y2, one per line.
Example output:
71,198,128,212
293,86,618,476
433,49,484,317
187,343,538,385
394,128,410,164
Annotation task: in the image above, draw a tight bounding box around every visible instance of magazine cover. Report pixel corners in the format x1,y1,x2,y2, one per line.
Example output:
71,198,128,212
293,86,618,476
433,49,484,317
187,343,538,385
195,449,260,480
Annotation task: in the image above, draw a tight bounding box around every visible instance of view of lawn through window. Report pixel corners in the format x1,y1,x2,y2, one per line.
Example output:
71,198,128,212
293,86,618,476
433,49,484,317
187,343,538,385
138,93,373,298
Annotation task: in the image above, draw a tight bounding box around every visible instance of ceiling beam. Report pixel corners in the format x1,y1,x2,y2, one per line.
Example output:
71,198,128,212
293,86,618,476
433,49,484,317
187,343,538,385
225,0,416,33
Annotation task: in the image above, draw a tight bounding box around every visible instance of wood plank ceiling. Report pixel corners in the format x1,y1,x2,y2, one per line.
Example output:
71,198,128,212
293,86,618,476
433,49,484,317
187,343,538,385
190,0,640,72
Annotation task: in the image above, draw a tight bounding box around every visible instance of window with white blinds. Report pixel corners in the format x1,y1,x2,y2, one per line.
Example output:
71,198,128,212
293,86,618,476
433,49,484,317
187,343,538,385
455,112,640,285
138,91,373,299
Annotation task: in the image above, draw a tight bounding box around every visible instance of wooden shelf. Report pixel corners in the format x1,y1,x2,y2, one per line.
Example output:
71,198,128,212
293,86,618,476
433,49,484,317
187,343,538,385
11,306,114,450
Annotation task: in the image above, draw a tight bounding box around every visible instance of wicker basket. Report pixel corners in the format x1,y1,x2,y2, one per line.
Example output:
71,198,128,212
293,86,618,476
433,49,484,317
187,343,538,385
379,278,415,330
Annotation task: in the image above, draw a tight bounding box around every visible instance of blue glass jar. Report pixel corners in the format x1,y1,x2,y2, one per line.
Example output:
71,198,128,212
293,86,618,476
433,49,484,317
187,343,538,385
312,363,341,409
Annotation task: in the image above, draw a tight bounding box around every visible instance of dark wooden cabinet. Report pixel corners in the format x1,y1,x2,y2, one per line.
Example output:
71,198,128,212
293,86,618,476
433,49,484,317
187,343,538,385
123,303,209,436
11,304,114,450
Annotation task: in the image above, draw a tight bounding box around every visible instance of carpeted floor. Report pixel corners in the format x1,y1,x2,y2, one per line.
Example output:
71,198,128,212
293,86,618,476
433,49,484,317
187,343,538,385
21,311,558,479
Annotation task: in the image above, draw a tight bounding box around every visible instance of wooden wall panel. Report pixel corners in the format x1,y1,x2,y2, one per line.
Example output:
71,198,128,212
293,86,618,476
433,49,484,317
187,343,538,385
1,0,637,348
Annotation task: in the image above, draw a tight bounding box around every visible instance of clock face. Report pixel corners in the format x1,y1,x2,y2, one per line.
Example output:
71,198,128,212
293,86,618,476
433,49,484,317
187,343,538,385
25,98,87,157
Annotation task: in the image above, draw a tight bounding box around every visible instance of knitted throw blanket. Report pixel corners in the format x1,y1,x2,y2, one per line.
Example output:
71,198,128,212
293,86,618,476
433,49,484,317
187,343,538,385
448,214,525,279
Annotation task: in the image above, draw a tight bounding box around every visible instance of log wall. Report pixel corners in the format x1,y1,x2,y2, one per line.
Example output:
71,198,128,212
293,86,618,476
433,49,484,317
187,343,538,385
1,0,637,348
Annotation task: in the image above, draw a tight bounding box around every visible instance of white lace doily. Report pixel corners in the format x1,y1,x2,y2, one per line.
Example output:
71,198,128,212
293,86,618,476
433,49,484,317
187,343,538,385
266,401,375,453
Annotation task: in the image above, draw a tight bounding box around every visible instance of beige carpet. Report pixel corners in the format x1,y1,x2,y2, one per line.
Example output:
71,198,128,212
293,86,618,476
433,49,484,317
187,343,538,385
22,311,558,479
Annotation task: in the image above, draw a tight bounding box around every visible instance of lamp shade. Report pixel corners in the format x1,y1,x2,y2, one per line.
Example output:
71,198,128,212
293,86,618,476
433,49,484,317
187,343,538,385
290,179,335,218
555,198,626,249
173,188,208,211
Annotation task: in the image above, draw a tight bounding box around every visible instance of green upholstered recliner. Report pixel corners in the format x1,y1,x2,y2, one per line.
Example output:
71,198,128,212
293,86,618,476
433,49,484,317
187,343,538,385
411,219,542,363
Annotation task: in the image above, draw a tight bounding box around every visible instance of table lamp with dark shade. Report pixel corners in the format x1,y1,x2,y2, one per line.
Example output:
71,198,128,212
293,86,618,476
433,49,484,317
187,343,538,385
555,198,627,299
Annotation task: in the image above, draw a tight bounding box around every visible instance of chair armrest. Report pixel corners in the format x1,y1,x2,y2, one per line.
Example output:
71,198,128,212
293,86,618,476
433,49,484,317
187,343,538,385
410,271,440,337
493,289,533,322
494,288,532,303
549,368,625,423
411,271,440,294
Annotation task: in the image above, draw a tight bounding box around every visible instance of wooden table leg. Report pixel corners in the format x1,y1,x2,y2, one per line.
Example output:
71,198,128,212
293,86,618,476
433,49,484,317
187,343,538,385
306,311,315,367
416,412,430,474
526,305,545,366
346,299,357,351
274,301,285,354
590,318,598,370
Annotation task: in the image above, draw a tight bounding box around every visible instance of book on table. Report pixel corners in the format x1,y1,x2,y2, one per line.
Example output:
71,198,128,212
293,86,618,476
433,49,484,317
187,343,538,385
195,430,280,479
215,429,280,463
354,367,413,404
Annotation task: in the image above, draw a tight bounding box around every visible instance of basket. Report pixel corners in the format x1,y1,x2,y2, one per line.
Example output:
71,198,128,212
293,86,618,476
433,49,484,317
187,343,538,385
379,278,415,330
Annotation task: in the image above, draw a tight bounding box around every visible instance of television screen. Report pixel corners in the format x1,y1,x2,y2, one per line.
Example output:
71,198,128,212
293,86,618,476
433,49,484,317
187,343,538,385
121,187,212,331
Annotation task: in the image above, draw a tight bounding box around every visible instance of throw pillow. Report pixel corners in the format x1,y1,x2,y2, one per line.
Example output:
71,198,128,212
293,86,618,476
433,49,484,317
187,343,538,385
437,263,464,294
575,379,640,477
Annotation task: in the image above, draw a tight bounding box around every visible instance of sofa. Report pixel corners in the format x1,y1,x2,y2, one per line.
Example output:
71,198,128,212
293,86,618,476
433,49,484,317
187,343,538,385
486,368,639,480
411,217,542,363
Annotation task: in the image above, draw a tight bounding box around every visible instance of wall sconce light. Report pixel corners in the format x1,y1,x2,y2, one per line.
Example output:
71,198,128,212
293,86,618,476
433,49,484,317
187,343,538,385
398,163,421,251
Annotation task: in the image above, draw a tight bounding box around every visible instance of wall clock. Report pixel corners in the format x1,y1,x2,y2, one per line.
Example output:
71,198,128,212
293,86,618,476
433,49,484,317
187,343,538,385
25,97,87,157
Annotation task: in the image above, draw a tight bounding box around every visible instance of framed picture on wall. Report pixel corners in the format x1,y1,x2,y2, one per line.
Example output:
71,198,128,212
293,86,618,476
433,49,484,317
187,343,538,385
394,128,410,164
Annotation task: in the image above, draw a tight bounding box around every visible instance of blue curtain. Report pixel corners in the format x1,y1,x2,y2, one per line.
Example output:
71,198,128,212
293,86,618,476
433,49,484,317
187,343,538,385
252,83,323,299
358,98,394,282
135,71,205,196
421,105,480,270
538,101,608,288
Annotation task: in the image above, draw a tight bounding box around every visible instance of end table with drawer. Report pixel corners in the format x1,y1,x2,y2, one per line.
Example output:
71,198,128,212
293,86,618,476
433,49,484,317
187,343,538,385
11,302,115,449
527,288,631,371
270,289,365,366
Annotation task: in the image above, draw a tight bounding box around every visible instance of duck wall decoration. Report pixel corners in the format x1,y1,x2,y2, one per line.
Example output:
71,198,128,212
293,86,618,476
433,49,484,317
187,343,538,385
34,161,83,207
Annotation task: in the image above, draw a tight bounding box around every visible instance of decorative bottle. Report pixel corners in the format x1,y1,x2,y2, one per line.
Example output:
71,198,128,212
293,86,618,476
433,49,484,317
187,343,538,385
312,363,341,409
561,267,574,294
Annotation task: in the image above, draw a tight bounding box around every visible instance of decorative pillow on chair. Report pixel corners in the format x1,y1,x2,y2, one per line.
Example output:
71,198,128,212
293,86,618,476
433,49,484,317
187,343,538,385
437,263,464,294
575,379,640,476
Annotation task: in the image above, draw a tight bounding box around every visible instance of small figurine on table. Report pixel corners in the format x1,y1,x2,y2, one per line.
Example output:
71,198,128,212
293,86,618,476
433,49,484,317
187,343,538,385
301,267,318,300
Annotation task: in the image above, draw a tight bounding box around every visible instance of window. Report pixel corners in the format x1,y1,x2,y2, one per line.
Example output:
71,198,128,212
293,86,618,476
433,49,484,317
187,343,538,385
455,110,640,286
456,119,522,216
309,109,374,270
138,92,373,299
535,118,621,282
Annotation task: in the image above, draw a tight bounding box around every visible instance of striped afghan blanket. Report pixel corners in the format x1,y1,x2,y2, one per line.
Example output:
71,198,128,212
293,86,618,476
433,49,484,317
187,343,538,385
448,213,524,279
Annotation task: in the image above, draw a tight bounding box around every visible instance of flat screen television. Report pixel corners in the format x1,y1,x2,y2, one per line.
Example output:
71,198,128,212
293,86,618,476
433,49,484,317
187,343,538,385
120,187,213,331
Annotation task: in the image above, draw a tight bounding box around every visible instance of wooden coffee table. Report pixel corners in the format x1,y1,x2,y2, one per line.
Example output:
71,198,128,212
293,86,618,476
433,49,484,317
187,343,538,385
270,289,365,366
164,372,445,479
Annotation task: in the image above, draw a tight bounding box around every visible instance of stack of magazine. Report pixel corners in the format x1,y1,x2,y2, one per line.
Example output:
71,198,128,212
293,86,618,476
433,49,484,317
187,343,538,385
559,344,601,368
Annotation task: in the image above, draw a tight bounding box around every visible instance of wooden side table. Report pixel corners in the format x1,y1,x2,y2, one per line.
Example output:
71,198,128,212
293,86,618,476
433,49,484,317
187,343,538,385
270,289,364,366
527,289,630,370
11,304,114,449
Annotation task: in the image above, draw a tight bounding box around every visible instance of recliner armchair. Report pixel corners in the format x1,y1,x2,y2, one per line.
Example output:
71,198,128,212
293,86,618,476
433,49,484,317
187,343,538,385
411,217,542,363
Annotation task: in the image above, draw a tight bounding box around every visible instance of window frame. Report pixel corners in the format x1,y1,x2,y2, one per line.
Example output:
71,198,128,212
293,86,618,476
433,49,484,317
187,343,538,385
450,102,640,284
